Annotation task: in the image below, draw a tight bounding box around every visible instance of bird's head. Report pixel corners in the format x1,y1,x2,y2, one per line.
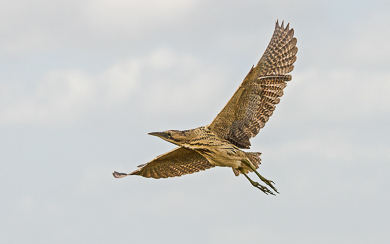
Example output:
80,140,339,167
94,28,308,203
148,130,191,146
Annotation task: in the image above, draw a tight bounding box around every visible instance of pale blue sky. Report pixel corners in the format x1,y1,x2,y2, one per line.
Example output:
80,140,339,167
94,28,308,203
1,0,390,243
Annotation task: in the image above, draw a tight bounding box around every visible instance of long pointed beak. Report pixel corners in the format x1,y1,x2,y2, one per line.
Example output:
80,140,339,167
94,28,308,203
148,132,165,137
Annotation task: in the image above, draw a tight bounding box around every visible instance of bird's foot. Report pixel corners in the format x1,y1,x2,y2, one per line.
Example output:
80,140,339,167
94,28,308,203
259,175,279,194
251,181,275,195
241,159,279,194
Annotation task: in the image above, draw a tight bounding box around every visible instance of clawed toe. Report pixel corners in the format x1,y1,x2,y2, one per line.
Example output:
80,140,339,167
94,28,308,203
259,176,279,194
251,181,275,195
241,159,279,194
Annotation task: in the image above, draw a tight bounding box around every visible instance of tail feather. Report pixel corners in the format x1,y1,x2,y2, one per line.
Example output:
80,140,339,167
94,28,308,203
246,152,262,169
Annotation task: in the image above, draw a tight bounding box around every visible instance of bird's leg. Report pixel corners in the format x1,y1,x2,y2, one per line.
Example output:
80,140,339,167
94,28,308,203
242,159,279,194
239,168,274,195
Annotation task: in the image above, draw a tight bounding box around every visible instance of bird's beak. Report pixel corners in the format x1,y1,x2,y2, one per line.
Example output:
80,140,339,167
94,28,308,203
148,132,166,138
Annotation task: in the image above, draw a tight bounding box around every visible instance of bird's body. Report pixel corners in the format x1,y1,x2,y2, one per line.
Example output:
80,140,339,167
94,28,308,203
161,126,254,171
113,20,298,195
176,126,245,168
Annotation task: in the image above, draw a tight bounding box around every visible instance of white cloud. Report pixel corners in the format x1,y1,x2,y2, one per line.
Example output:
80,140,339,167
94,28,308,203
347,3,390,65
139,48,228,118
0,48,227,126
0,0,80,54
264,129,390,163
85,0,197,35
0,58,139,126
0,0,198,54
278,68,390,125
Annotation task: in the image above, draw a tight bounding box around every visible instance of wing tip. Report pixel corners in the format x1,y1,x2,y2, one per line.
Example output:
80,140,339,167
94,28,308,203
275,19,293,31
112,171,129,178
276,19,285,28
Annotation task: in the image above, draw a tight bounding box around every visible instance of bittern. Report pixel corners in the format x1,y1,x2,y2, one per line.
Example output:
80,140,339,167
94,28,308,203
113,20,297,195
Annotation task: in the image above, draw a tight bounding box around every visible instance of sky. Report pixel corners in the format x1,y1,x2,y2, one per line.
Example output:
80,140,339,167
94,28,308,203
1,0,390,243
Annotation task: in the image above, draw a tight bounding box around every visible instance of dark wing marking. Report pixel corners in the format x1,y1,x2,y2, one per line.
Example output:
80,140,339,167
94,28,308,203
208,20,297,149
113,147,214,179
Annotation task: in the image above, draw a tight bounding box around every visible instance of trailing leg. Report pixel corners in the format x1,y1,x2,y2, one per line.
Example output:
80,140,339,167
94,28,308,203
242,159,279,194
239,168,275,195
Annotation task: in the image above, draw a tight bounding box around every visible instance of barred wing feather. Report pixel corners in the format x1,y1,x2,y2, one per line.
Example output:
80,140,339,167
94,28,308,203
113,147,214,179
208,20,298,149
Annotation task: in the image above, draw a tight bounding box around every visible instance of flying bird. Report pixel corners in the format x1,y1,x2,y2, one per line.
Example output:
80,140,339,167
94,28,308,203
113,20,298,195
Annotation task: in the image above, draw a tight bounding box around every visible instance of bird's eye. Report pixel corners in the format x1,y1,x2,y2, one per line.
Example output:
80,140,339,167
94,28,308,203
167,132,172,138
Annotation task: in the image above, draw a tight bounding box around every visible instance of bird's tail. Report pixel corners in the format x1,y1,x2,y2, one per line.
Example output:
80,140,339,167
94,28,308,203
246,152,262,168
232,152,262,176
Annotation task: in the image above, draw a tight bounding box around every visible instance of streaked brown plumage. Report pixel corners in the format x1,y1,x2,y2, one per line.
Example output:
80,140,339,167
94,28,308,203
113,20,297,195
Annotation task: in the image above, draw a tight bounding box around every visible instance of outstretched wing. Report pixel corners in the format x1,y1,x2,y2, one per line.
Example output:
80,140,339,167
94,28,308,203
208,20,297,149
113,147,214,179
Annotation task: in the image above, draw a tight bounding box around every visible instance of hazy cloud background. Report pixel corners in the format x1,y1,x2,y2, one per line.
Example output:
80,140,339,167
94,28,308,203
1,0,389,243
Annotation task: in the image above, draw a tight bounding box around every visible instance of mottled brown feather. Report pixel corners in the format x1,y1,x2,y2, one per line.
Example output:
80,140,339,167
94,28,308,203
208,20,297,149
128,147,214,179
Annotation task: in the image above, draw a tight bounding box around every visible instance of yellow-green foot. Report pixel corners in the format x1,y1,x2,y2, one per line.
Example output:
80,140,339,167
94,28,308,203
259,175,279,194
240,168,276,195
251,181,275,195
242,159,279,194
